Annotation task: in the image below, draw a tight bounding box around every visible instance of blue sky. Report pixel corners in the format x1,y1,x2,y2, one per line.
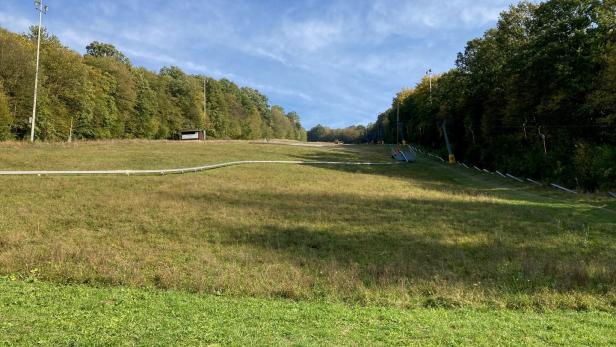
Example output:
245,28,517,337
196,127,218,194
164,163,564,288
0,1,522,128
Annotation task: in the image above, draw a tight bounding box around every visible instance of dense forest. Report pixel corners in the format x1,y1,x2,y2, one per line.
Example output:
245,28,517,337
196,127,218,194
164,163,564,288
0,27,306,142
306,124,367,143
365,0,615,191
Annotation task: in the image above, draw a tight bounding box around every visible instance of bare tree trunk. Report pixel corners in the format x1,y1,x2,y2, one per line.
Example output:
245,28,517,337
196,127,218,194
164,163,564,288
68,117,73,143
467,125,476,144
538,126,547,155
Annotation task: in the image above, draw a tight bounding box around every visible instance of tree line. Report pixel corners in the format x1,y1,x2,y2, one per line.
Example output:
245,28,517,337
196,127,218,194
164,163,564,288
366,0,615,191
306,124,367,143
0,27,307,142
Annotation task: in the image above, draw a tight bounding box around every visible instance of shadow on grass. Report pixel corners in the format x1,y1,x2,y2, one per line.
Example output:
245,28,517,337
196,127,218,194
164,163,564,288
289,145,616,223
171,187,616,297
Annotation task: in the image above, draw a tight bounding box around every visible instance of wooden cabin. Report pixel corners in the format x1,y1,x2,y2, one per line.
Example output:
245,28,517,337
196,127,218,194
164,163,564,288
180,129,205,141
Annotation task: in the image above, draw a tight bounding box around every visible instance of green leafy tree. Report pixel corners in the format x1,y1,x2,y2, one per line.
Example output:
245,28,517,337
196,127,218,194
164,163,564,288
371,0,616,190
129,68,158,138
0,25,307,143
0,28,35,138
0,85,12,140
86,41,130,65
242,109,263,139
205,80,229,138
307,124,328,141
271,105,291,139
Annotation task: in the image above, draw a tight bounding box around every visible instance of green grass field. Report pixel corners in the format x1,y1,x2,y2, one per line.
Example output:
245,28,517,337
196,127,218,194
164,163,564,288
1,140,615,345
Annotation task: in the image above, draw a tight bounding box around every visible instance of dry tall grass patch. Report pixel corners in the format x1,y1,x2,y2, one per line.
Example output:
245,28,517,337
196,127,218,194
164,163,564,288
1,142,615,309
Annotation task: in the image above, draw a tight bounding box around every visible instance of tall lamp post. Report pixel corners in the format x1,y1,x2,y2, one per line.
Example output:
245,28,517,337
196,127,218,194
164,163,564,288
426,68,432,104
396,98,400,145
30,0,48,143
203,77,207,140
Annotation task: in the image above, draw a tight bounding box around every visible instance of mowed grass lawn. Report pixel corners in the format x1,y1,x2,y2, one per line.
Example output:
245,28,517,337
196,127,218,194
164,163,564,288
1,140,615,345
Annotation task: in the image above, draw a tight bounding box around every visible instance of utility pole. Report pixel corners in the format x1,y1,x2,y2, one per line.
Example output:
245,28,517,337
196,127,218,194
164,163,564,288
203,77,207,140
426,68,432,104
30,0,48,143
396,99,400,145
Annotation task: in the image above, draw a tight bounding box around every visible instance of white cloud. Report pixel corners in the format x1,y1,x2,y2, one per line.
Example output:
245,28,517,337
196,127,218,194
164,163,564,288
252,82,314,102
0,11,32,33
460,6,503,25
366,0,510,39
122,48,179,65
281,19,345,52
58,28,92,50
95,3,118,16
0,0,521,128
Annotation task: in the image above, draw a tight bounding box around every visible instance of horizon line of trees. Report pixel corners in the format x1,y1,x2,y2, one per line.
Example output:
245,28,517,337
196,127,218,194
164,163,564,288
366,0,615,191
306,124,367,143
0,26,307,142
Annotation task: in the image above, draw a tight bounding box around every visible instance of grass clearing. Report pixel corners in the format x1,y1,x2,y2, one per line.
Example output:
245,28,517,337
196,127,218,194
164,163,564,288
1,278,615,346
1,140,615,344
1,141,615,310
0,140,349,170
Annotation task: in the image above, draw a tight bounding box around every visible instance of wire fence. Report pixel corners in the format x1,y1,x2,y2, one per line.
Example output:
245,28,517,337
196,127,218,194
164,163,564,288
408,144,615,198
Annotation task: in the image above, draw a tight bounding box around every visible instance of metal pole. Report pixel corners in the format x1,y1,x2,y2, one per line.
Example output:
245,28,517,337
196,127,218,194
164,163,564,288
429,73,432,95
442,120,456,164
426,69,432,104
30,0,47,143
396,100,400,145
203,77,207,140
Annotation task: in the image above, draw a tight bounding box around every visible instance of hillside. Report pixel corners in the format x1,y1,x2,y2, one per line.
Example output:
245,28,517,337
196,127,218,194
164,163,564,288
0,141,616,343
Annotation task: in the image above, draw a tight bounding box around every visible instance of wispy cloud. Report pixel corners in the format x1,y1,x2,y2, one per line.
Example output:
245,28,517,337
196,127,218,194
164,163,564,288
122,48,180,66
58,28,93,49
0,11,31,33
0,0,520,128
280,19,345,52
251,82,314,102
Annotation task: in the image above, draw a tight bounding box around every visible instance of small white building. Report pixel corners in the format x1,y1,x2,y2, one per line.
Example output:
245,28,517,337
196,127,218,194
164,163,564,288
180,129,205,141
